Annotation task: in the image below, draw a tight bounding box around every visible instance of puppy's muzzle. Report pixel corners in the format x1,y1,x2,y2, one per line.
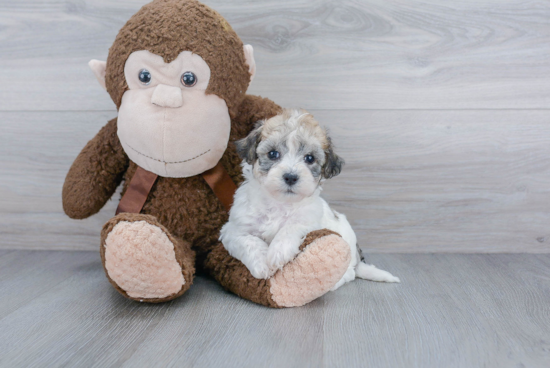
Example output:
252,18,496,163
283,173,299,186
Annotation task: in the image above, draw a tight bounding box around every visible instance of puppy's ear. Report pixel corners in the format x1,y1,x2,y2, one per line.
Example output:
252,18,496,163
322,139,345,179
235,122,263,164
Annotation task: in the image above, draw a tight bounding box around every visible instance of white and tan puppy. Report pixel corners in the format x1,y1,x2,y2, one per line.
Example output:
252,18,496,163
220,109,399,290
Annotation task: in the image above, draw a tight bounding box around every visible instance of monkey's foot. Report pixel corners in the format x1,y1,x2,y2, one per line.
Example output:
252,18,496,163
269,229,350,307
101,213,195,303
206,229,350,308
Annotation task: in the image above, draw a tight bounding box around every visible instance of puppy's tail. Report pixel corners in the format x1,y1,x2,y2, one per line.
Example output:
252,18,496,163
355,262,400,283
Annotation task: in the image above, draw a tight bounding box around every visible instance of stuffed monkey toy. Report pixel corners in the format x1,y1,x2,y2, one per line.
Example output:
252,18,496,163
62,0,351,307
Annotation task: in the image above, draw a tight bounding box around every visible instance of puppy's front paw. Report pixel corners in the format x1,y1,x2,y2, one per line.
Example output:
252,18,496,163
267,239,301,271
249,261,272,280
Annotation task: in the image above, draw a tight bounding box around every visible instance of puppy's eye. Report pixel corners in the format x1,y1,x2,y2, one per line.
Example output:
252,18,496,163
268,150,280,160
138,69,152,85
304,154,315,164
181,71,197,87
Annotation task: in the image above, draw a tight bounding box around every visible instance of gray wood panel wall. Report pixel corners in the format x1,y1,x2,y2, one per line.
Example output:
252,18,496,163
1,0,549,252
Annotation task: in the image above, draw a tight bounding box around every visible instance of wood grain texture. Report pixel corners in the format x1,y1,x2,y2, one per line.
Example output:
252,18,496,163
2,110,550,252
319,109,550,253
0,111,118,251
322,253,550,368
0,251,549,367
0,0,549,111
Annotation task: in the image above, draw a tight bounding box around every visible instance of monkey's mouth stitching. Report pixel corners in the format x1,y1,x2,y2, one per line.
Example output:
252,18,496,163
125,143,211,164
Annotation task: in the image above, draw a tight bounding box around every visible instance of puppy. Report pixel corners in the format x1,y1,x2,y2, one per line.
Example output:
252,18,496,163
220,109,399,290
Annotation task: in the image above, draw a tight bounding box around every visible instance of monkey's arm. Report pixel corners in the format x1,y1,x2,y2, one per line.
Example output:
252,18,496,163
234,95,282,135
62,118,129,219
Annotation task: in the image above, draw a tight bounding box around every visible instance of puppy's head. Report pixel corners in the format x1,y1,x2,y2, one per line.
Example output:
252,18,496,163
235,108,344,202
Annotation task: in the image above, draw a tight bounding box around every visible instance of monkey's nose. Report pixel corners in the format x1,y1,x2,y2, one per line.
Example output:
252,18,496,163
151,84,183,108
283,173,299,186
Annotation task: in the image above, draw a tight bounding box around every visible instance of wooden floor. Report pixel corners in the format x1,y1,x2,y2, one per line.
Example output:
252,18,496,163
0,250,549,368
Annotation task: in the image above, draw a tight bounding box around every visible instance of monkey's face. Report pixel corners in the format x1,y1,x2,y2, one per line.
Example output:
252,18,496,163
117,50,231,177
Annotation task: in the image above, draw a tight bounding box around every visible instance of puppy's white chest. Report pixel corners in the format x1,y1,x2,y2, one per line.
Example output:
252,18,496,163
254,205,295,244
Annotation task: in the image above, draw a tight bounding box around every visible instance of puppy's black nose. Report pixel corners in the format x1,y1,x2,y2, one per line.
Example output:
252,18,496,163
283,173,299,186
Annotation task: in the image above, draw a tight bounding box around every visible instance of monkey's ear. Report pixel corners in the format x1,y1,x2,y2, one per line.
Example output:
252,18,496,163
88,59,107,90
243,45,256,83
235,122,263,165
322,142,345,179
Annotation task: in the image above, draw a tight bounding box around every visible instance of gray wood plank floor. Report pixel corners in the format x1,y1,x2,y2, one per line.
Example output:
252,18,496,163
0,250,549,368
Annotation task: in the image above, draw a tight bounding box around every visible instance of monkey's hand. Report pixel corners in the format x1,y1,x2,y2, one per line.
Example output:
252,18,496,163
62,118,128,219
235,95,282,134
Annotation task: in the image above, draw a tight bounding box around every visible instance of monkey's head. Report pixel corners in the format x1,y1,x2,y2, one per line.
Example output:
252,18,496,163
89,0,256,178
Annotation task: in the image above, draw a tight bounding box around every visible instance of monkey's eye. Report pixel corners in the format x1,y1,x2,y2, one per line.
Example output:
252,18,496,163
181,72,197,87
138,69,152,85
268,151,280,160
304,154,315,164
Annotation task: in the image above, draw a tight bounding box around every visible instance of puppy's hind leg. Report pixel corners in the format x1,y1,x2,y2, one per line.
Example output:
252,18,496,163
355,262,400,283
330,267,356,291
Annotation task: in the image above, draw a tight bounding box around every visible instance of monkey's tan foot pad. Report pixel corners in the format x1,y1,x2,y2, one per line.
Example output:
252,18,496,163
100,213,194,303
269,229,351,307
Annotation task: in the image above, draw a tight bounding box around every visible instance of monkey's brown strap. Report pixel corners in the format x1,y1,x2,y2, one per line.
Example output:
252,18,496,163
201,162,237,212
115,167,158,215
115,162,237,215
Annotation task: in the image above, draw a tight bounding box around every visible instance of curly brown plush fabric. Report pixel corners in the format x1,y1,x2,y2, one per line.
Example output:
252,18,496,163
63,0,346,307
106,0,251,118
62,118,128,219
204,242,280,308
63,95,281,302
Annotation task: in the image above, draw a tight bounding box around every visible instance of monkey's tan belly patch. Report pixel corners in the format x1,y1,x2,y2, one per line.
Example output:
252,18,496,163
269,234,350,307
104,220,184,299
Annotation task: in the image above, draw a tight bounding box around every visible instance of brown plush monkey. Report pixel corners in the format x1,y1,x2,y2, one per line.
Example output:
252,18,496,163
62,0,351,307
